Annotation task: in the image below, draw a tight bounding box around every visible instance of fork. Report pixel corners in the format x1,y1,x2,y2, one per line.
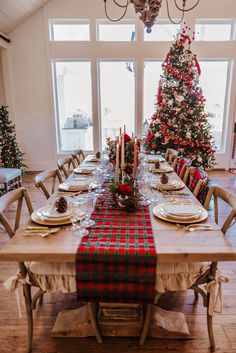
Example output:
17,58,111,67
176,223,214,231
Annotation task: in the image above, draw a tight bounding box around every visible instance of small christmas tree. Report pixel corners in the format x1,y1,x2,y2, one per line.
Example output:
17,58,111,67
145,29,216,169
0,105,26,172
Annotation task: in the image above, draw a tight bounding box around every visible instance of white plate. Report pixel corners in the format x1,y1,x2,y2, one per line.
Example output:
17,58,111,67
32,209,83,226
153,203,208,224
41,206,72,219
152,166,173,174
59,180,88,192
147,155,165,163
152,180,185,191
163,203,202,218
74,168,93,175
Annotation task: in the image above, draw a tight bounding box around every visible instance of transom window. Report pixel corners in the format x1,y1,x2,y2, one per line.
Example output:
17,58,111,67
97,21,136,41
195,21,233,41
49,20,90,41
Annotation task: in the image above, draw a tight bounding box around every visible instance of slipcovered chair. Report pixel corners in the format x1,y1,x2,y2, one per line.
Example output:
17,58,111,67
165,148,178,164
0,187,79,352
71,149,85,167
141,185,234,348
57,157,76,179
35,169,62,199
0,168,22,196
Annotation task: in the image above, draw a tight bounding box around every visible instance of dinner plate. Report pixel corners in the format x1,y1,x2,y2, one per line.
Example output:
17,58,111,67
147,155,165,163
152,166,173,174
59,180,88,192
41,206,72,219
163,203,202,218
74,168,93,175
152,179,185,191
153,203,208,224
32,208,84,226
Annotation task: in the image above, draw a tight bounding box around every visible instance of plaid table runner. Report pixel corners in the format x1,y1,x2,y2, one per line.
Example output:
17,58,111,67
76,187,157,303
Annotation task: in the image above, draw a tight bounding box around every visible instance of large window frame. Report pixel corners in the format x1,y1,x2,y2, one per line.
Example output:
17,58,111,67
49,18,235,168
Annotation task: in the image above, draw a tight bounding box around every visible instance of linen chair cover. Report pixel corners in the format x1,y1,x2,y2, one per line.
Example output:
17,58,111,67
165,148,178,163
57,157,76,179
71,149,85,167
35,169,62,199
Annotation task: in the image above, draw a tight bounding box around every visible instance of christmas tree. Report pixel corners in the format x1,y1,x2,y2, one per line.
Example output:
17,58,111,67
145,29,216,169
0,105,26,172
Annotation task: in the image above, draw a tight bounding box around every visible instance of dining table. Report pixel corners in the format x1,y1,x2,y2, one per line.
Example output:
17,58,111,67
0,154,236,345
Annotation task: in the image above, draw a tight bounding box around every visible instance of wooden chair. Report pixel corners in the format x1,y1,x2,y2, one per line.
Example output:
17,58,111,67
71,149,85,167
175,157,192,180
35,169,62,199
57,157,76,179
184,167,209,200
141,185,235,349
165,148,178,164
0,187,101,352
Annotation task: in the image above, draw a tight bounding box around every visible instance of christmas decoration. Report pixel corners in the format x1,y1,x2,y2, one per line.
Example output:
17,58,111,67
55,196,68,213
160,173,169,184
145,28,216,169
110,180,140,211
154,161,161,169
0,106,26,172
96,151,101,159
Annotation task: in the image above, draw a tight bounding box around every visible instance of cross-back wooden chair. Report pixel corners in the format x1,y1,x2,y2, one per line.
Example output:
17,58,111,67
57,157,76,179
165,148,178,164
183,166,209,201
175,157,192,180
35,169,62,199
140,185,235,349
71,149,85,167
0,187,101,352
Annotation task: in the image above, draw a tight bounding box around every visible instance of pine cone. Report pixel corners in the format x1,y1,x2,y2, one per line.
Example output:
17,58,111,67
55,196,68,213
154,161,160,169
160,173,169,184
125,194,140,211
96,151,101,159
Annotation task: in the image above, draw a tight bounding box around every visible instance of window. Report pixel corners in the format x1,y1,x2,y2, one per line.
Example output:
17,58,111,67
99,61,135,149
144,23,180,41
53,61,93,152
49,20,90,41
195,22,232,41
143,61,162,131
199,61,230,152
97,22,136,41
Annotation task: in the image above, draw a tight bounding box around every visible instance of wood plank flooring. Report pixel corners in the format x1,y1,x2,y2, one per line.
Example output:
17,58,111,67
0,170,236,353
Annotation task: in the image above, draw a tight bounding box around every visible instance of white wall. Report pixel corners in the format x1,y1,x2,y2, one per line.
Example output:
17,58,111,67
2,0,236,170
0,53,5,106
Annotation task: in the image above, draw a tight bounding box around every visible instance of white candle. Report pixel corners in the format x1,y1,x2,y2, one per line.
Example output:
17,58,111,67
133,138,137,179
121,133,125,170
124,124,126,134
116,141,120,182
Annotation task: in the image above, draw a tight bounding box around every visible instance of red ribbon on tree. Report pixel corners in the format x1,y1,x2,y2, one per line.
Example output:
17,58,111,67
195,58,201,76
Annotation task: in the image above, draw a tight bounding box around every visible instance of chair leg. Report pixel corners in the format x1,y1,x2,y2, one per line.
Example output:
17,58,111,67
23,283,33,353
31,289,45,310
139,304,153,345
207,312,215,351
88,302,103,344
194,289,199,301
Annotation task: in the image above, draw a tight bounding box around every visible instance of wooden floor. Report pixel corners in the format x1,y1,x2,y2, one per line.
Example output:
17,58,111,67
0,170,236,353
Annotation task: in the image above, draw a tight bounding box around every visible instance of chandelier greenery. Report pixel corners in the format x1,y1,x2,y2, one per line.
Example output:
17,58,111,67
103,0,200,33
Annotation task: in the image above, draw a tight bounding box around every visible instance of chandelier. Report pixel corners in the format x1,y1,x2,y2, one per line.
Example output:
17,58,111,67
103,0,200,33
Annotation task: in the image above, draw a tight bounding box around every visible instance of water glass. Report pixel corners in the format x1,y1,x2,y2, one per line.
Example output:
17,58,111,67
81,194,97,228
69,198,89,237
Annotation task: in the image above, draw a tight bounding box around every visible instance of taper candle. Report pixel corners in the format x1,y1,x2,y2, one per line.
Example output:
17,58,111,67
116,140,120,182
133,137,137,179
121,133,125,170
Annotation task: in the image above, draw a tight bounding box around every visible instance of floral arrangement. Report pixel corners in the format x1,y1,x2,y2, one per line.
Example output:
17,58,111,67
110,179,140,211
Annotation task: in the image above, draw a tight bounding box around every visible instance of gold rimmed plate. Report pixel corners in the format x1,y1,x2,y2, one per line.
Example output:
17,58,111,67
152,180,185,191
153,203,208,224
59,181,88,192
152,166,174,174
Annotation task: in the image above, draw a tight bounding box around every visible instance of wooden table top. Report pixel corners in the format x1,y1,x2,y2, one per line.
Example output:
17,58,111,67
0,156,236,263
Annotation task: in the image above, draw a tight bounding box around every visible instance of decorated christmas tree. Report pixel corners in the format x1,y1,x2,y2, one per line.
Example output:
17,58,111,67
0,105,26,172
145,29,216,169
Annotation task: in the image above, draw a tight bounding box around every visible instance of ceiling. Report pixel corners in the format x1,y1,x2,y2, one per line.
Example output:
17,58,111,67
0,0,50,35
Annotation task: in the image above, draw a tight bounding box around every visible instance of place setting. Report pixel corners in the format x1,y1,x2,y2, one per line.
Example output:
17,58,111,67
151,173,185,192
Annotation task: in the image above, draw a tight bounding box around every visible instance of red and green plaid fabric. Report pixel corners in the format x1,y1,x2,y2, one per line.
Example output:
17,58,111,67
76,186,157,303
176,157,192,177
189,168,209,204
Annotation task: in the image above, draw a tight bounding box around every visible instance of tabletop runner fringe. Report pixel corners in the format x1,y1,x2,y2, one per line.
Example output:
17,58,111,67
76,185,157,303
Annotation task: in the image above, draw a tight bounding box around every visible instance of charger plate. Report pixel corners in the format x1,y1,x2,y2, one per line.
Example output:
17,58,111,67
152,180,185,191
59,181,88,192
153,203,208,224
31,208,84,226
147,156,165,163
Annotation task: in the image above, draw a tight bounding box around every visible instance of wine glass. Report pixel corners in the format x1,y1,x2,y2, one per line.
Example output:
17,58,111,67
93,169,106,194
81,194,97,228
69,198,89,237
139,177,151,206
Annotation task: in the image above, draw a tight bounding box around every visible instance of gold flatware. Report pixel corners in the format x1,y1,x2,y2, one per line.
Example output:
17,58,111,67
24,227,61,237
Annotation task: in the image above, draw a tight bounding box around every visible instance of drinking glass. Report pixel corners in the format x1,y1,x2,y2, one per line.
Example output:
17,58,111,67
139,177,151,206
93,169,106,194
69,198,89,237
81,194,97,228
